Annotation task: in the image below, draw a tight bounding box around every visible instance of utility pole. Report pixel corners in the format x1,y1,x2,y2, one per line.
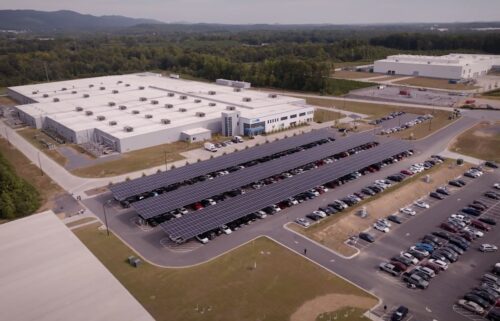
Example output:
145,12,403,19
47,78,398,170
37,151,43,176
102,200,110,237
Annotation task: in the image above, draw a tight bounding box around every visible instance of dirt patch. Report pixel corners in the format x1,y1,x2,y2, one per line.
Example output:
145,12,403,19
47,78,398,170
291,293,377,321
451,122,500,162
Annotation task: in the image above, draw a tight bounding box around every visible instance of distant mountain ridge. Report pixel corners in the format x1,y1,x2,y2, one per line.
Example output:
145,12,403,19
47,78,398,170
0,9,162,32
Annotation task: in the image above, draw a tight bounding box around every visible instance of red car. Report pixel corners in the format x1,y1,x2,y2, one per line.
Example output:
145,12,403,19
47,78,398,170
390,260,408,272
421,262,441,274
471,220,490,231
458,232,474,242
193,202,204,211
401,170,414,176
440,222,458,233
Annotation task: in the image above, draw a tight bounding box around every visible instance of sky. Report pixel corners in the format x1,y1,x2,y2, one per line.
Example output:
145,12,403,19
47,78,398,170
1,0,500,24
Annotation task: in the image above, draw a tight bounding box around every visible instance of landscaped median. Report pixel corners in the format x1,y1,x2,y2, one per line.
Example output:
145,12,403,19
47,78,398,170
74,224,377,321
289,159,471,257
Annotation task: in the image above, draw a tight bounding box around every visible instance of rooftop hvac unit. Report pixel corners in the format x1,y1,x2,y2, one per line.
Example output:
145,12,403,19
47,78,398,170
179,95,187,100
119,105,127,110
139,86,145,90
112,90,119,94
124,126,134,132
117,80,123,84
169,73,180,79
32,91,38,95
145,114,153,119
132,110,140,114
89,84,94,88
195,112,206,117
61,87,67,91
268,93,277,98
97,115,106,121
167,92,175,97
71,90,77,94
209,102,217,107
100,86,106,90
85,111,94,116
178,108,187,112
242,97,252,102
83,94,90,98
109,120,117,126
108,102,116,106
226,106,236,111
75,107,84,112
53,98,60,102
165,103,174,109
194,99,202,103
233,88,241,92
43,94,49,98
208,90,216,95
125,83,130,87
161,119,171,125
151,100,159,105
139,97,147,102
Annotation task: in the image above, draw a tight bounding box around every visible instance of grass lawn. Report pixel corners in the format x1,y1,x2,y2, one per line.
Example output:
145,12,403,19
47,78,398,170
314,109,343,123
65,217,97,228
301,96,456,140
17,127,68,166
394,77,479,90
0,138,64,211
74,224,377,321
451,122,500,162
481,88,500,100
290,160,468,256
316,307,370,321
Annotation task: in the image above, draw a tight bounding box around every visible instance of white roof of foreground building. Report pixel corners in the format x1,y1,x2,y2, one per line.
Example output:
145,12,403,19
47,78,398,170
0,211,155,321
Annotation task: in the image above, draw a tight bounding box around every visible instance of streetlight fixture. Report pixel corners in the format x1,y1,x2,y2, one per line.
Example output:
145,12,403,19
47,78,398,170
102,199,112,237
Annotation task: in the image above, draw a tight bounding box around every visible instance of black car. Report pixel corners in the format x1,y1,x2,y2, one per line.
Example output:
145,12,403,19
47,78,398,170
443,244,464,256
479,217,497,226
449,180,463,187
473,200,488,208
387,215,402,224
472,290,497,305
432,230,452,240
359,232,375,243
435,249,458,262
457,179,467,186
407,249,427,260
436,187,450,195
485,191,500,200
469,204,486,212
362,187,376,196
430,192,444,200
387,175,404,182
391,306,409,321
487,308,500,321
462,207,481,216
423,234,445,246
485,161,499,169
306,213,321,221
464,293,490,309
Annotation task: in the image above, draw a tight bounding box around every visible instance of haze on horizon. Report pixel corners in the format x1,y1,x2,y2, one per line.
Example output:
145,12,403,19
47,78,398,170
1,0,500,25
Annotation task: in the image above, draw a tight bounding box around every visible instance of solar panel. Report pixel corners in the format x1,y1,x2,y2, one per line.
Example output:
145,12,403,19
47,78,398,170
132,132,377,220
110,129,334,201
160,140,412,241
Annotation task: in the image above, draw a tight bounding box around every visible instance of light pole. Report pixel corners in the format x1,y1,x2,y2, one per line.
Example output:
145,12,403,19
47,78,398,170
102,199,112,237
37,151,44,176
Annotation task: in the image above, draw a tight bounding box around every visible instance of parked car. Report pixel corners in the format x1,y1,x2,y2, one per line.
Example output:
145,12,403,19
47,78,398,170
430,192,444,200
479,217,497,226
464,293,491,309
400,207,416,216
359,232,375,243
457,299,485,315
390,306,409,321
485,191,500,200
379,262,402,276
295,218,311,227
480,244,498,253
414,200,430,209
387,215,403,224
373,222,390,233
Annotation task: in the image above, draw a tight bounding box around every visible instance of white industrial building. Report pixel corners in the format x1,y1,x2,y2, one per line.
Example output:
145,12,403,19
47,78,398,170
8,73,314,153
374,54,500,80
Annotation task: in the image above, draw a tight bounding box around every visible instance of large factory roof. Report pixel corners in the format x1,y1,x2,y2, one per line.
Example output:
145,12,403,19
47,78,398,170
377,53,500,67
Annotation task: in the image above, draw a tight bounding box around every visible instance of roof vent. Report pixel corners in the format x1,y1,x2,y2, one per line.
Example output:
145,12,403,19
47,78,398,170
89,84,94,88
132,110,140,115
108,102,116,106
85,111,94,116
97,115,106,121
43,94,49,98
117,80,123,84
196,112,206,117
61,87,67,91
109,120,117,126
161,119,171,125
268,93,277,98
242,97,252,102
208,90,216,95
194,99,202,103
119,105,127,110
179,95,187,100
71,90,77,94
165,103,174,109
100,86,106,90
226,106,236,111
178,108,187,112
145,114,153,119
139,97,147,102
75,106,84,112
112,90,119,94
167,92,175,97
83,94,90,98
151,100,159,105
32,91,38,95
124,126,134,132
209,102,217,107
139,86,145,90
53,98,60,102
233,88,241,92
125,84,130,87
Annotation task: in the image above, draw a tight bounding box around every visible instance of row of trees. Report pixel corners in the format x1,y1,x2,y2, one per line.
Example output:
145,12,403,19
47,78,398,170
0,153,40,220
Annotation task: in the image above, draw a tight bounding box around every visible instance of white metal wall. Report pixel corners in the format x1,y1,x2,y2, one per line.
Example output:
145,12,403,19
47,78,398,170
374,61,463,79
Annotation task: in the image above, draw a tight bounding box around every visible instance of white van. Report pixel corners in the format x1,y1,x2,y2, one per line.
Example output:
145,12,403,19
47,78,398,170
204,142,217,152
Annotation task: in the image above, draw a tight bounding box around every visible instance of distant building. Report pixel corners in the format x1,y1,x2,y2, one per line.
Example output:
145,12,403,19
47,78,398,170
374,54,500,80
9,73,313,153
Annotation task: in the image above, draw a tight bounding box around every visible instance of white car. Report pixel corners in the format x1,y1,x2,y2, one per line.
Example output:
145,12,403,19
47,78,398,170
287,197,299,205
457,300,485,315
414,200,430,209
409,246,429,257
254,210,267,219
195,235,209,244
450,214,470,223
373,222,390,233
377,218,392,228
220,225,232,234
480,244,498,252
428,259,448,270
271,204,282,212
463,227,484,238
312,210,327,218
308,189,320,197
401,252,419,265
295,218,311,227
400,207,416,216
494,183,500,190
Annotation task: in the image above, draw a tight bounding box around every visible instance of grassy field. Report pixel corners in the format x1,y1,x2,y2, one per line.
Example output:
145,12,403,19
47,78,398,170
0,138,64,211
65,217,97,228
394,77,479,90
17,127,68,166
316,307,370,321
74,224,377,321
481,88,500,100
302,96,456,139
290,160,467,256
314,109,343,123
451,122,500,162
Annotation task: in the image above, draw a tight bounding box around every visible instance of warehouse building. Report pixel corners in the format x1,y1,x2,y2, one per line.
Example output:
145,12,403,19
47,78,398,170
374,53,500,80
8,73,314,153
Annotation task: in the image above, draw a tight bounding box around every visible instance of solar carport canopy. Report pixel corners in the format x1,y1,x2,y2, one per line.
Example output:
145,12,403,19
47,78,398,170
132,132,376,220
160,140,412,242
110,129,334,201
